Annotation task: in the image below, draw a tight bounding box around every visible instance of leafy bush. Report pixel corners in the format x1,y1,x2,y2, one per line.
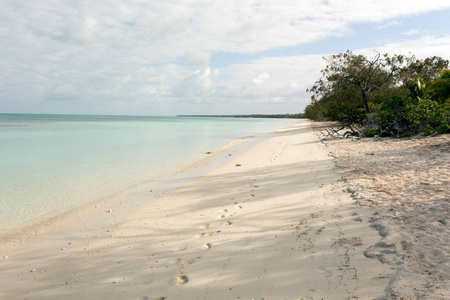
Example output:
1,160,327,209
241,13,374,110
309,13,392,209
364,95,448,137
433,103,450,134
406,98,450,135
425,69,450,104
364,128,381,137
376,96,412,136
405,98,433,132
322,105,366,124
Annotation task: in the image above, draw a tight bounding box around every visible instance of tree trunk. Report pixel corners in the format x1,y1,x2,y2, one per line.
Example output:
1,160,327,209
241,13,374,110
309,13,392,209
361,91,370,117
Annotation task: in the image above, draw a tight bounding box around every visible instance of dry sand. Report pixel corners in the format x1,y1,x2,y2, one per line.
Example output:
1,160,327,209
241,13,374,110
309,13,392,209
316,126,450,299
2,119,436,299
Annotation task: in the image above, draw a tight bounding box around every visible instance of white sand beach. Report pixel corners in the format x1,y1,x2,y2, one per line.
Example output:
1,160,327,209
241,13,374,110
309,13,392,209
316,126,450,299
2,120,447,299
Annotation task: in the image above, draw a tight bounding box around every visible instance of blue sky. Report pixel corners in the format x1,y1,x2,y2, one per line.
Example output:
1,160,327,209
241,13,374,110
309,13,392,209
1,1,450,116
210,9,450,68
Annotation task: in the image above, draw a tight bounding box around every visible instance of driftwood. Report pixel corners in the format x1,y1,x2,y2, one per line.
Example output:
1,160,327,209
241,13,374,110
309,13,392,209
319,123,362,140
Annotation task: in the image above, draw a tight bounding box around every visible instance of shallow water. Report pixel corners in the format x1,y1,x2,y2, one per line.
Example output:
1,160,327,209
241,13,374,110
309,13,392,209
0,114,295,233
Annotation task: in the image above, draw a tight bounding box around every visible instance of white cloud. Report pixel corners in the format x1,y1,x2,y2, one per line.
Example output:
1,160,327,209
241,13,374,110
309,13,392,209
1,0,450,115
357,35,450,59
172,67,214,98
324,0,450,22
377,20,400,29
200,55,325,113
253,73,271,85
404,29,424,36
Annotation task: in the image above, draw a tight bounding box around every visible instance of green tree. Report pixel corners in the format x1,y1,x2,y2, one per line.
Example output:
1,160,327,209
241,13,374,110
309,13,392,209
405,78,427,103
399,56,449,84
377,95,412,136
425,69,450,104
308,51,405,119
305,52,449,137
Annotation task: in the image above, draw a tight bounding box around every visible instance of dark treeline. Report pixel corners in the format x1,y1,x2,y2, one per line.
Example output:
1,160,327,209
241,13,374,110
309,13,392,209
304,51,450,137
178,114,305,119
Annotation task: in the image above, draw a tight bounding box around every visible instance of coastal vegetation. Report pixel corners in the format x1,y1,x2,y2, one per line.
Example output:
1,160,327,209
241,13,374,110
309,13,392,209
304,51,450,137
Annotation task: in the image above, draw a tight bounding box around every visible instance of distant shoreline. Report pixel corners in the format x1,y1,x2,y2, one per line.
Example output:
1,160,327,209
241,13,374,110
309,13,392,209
1,113,305,119
177,113,305,119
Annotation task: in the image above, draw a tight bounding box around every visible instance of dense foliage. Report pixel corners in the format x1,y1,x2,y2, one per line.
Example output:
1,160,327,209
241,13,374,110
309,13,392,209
304,51,449,137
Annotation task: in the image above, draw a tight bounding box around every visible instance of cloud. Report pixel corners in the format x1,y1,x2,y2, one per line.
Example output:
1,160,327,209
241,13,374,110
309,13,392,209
172,67,214,98
198,55,325,112
403,29,424,36
1,1,450,115
253,73,271,85
356,34,450,59
377,20,400,29
64,17,100,43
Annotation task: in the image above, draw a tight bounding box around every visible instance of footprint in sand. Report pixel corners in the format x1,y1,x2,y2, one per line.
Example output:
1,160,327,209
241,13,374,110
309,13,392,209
199,224,209,230
205,230,221,237
338,237,363,246
183,257,200,265
202,243,211,250
224,221,232,226
176,274,188,285
316,226,326,234
301,239,315,252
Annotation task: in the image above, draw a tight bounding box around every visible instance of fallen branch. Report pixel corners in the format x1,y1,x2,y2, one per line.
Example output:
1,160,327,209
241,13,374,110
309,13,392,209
321,123,362,139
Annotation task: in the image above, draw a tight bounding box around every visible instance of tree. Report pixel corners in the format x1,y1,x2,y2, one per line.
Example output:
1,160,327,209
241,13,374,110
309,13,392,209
425,69,450,104
405,78,427,103
399,56,449,84
305,52,449,137
308,51,405,118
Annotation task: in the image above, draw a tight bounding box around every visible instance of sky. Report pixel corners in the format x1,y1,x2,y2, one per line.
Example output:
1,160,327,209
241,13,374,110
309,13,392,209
1,1,450,116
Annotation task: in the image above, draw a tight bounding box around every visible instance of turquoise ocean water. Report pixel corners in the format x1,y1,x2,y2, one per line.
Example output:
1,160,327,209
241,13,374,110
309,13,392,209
0,114,295,234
